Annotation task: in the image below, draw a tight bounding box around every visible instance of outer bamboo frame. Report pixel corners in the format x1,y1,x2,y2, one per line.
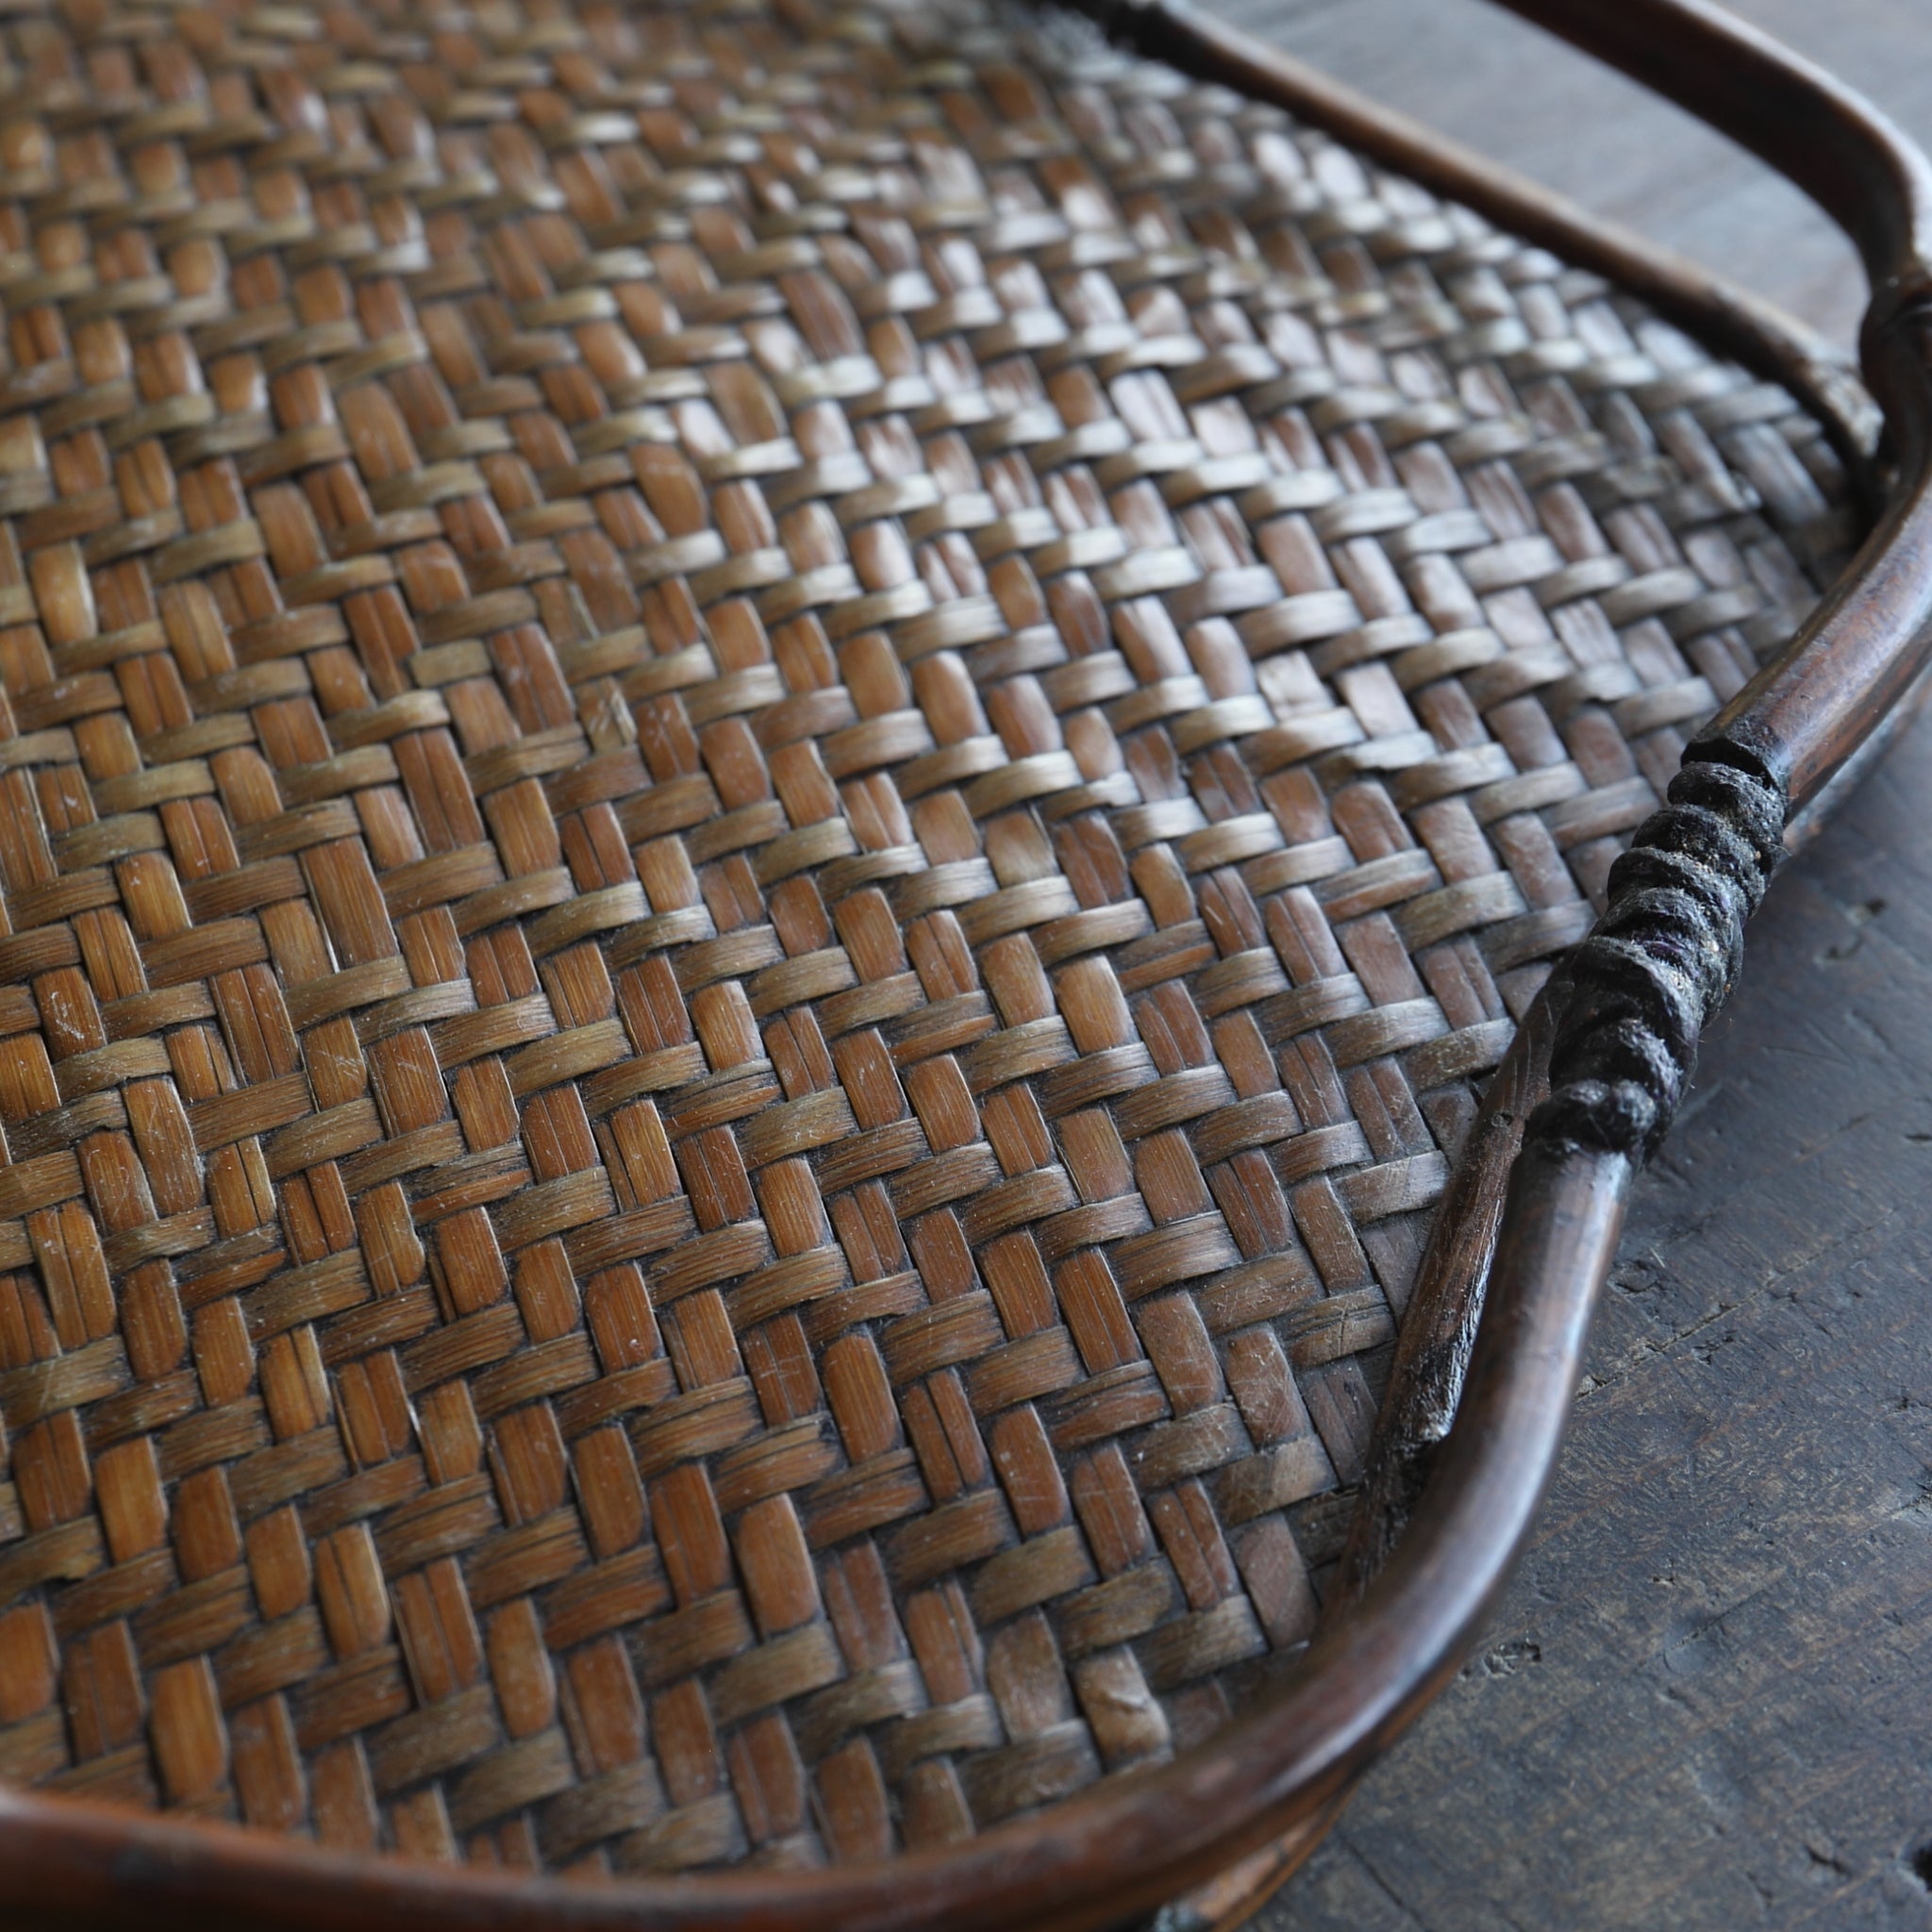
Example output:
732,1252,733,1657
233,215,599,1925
4,1,1929,1926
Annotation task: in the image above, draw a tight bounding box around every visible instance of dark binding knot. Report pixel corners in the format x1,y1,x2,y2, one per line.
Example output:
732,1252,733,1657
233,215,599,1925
1526,754,1787,1164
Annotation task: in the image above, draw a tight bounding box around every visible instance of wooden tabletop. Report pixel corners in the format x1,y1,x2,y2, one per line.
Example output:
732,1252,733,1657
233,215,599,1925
1226,4,1932,1927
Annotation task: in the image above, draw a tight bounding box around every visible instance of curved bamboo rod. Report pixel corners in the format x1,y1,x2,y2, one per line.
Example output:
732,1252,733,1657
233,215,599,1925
2,3,1929,1928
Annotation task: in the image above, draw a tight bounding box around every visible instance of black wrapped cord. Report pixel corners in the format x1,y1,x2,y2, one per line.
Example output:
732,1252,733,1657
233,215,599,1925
1527,754,1788,1163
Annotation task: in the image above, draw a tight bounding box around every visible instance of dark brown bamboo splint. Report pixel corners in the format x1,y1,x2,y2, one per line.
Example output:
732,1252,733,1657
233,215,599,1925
0,0,1924,1927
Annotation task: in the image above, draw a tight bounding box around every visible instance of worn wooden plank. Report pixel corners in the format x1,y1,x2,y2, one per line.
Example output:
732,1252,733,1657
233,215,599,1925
1278,750,1932,1928
1224,0,1932,347
1246,0,1932,1924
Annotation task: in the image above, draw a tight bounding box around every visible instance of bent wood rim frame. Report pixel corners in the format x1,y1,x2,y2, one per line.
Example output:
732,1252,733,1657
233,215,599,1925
5,2,1931,1926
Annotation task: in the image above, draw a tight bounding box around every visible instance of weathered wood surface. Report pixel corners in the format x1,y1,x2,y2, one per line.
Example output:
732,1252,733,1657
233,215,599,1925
1280,745,1932,1932
1217,0,1910,342
1246,1,1932,1925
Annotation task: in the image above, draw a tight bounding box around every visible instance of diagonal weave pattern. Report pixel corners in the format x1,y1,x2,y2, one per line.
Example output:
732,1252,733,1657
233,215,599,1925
0,0,1858,1879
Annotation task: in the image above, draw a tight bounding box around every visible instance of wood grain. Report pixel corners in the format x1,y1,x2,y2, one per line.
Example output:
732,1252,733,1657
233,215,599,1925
1224,0,1932,346
1256,1,1932,1924
0,0,1912,1923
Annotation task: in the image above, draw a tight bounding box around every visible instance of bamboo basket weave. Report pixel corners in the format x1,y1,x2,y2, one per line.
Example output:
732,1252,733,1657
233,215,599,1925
0,0,1923,1925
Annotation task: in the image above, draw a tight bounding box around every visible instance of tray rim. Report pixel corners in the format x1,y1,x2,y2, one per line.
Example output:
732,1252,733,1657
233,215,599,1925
3,2,1928,1927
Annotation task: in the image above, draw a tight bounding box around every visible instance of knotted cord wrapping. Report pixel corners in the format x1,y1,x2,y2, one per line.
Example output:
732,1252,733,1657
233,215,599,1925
1529,757,1787,1161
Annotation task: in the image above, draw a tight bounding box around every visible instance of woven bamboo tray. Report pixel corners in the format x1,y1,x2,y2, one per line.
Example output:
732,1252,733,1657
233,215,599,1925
0,0,1926,1925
